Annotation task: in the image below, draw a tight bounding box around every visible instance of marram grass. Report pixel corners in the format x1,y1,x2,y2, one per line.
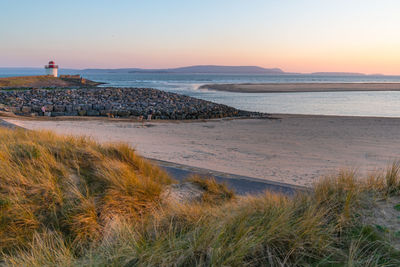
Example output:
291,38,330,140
0,128,400,266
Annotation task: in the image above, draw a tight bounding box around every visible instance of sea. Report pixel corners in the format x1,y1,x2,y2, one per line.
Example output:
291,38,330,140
2,68,400,117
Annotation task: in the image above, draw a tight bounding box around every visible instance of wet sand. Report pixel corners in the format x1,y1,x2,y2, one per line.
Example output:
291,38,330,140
200,83,400,93
5,115,400,187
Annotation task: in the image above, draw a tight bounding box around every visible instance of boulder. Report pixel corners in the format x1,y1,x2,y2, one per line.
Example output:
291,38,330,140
87,110,100,116
51,112,66,117
21,106,31,113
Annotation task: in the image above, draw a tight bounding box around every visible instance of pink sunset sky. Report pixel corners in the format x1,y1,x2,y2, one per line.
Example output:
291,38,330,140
1,0,400,75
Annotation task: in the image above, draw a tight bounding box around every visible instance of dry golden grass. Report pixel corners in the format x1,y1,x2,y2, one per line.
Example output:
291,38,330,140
1,128,400,266
0,128,173,254
188,175,235,204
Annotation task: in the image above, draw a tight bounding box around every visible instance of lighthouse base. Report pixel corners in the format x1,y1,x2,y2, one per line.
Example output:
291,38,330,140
45,68,58,77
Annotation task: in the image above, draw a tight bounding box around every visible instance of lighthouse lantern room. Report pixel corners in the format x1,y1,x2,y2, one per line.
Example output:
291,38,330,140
44,61,59,77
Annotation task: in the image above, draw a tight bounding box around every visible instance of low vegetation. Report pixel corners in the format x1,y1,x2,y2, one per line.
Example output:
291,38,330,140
0,76,65,88
0,128,400,266
0,75,101,89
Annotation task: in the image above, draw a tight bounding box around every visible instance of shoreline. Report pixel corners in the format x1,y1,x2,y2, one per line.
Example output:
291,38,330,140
0,116,303,195
199,82,400,93
4,114,400,187
4,112,400,122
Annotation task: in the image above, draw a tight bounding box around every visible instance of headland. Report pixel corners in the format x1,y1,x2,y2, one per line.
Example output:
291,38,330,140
0,75,103,89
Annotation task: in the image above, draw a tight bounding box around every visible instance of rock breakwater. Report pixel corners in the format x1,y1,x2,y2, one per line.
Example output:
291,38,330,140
0,87,261,120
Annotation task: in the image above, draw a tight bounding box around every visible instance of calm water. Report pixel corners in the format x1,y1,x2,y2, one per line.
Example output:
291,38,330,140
2,69,400,117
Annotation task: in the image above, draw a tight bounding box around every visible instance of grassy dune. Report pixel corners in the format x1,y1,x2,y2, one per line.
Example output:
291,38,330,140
0,128,400,266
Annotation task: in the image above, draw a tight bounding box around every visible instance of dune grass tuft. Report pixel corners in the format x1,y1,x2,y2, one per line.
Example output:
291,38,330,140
188,175,235,204
0,128,173,255
1,128,400,266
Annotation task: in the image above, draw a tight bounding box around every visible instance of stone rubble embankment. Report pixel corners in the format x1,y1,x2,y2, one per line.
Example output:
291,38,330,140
0,87,262,120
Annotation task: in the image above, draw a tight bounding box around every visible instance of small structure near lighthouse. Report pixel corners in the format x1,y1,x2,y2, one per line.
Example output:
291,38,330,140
44,60,59,77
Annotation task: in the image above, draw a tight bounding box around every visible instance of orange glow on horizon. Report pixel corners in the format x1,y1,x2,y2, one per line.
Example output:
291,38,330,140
2,1,400,75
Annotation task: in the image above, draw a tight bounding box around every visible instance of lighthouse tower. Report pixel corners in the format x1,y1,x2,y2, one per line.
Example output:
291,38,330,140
44,61,59,77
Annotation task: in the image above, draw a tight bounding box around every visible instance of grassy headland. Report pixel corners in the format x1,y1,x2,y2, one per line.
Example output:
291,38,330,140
0,75,102,89
0,128,400,266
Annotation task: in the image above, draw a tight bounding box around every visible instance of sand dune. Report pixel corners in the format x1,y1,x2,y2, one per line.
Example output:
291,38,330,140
5,115,400,187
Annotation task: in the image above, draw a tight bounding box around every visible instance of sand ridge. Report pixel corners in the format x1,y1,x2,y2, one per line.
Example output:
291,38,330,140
200,83,400,93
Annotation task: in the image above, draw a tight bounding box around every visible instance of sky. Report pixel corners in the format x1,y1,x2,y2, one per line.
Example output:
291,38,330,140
1,0,400,74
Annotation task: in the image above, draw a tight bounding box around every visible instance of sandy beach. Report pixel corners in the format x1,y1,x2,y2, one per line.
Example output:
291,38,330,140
5,115,400,187
200,83,400,93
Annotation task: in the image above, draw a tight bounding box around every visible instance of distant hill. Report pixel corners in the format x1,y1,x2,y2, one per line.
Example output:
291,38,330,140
311,72,366,76
1,66,384,76
141,65,284,74
83,65,285,74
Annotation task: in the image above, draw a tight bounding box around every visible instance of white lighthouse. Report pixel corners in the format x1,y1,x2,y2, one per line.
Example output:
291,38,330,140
44,60,59,77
